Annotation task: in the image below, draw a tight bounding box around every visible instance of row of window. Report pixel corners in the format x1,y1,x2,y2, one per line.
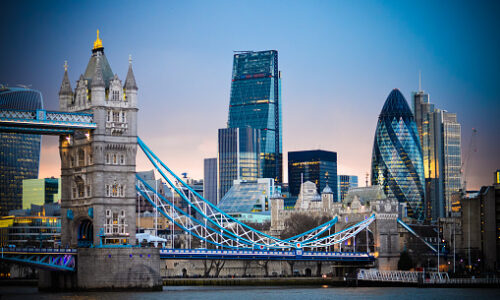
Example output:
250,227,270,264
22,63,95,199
106,110,127,123
72,184,91,199
105,152,126,165
69,149,92,167
105,210,127,235
105,183,125,197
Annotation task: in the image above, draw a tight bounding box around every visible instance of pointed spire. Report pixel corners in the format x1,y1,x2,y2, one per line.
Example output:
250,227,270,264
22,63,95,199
59,60,73,95
124,54,138,90
91,55,105,88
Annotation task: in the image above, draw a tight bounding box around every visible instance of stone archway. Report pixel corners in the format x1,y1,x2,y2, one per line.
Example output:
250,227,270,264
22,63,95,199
77,219,93,247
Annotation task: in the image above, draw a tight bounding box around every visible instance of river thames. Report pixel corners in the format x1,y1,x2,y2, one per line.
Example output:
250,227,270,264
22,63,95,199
1,286,499,299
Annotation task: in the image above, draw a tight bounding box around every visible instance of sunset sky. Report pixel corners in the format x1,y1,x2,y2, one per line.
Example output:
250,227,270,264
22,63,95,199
1,0,499,189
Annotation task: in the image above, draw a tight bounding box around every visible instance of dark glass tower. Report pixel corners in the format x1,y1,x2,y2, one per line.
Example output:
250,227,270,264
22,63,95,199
0,86,43,216
228,50,282,183
217,127,261,201
371,89,425,220
288,150,338,201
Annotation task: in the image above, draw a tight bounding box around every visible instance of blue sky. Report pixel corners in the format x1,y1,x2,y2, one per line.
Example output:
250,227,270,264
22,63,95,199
1,0,499,189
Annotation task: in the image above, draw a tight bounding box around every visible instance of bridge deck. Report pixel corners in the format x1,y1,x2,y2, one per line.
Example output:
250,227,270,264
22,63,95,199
160,248,375,262
0,109,96,135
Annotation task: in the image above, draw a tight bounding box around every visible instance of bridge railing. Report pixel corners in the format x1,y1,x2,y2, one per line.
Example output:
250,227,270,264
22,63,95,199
1,247,77,254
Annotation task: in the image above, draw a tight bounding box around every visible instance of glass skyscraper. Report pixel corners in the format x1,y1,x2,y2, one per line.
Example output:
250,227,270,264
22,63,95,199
413,89,461,220
228,50,283,183
203,158,217,205
288,150,338,201
441,112,462,215
0,86,43,216
217,127,260,201
371,89,425,221
337,175,358,202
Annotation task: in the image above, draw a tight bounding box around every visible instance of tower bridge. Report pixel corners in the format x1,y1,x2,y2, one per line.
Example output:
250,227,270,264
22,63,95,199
0,32,402,290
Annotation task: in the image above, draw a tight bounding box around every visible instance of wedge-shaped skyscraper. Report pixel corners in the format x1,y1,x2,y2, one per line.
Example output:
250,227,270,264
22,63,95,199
371,89,425,220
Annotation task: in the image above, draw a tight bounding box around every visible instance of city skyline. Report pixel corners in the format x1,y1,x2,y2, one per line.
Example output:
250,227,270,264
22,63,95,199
1,1,499,189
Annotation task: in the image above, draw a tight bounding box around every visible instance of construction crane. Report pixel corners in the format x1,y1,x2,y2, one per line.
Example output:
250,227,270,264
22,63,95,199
461,128,477,192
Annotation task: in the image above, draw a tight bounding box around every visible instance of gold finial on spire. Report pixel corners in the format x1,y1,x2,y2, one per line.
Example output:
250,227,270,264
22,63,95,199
93,29,103,50
64,60,68,71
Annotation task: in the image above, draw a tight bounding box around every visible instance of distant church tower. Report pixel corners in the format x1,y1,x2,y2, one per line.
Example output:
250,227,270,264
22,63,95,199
59,30,138,247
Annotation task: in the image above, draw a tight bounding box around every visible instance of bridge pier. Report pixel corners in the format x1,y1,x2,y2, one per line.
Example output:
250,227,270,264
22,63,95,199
38,270,77,291
39,248,162,291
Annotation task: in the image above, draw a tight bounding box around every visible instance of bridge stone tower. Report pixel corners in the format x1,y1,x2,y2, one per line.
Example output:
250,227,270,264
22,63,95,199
59,30,138,247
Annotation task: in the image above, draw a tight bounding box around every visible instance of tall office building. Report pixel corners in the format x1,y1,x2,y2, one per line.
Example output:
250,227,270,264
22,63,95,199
227,50,283,183
441,112,462,215
0,86,43,216
338,175,358,202
22,178,61,210
288,150,338,201
203,158,217,205
371,89,425,221
413,88,461,220
217,127,260,201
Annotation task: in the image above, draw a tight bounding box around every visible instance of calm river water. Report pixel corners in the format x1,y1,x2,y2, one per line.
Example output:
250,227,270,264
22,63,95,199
1,286,499,300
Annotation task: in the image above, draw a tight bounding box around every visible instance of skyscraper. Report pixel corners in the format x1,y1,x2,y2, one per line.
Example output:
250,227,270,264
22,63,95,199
22,178,61,210
217,127,260,201
371,89,425,221
441,111,462,215
413,88,462,220
337,175,358,202
0,86,43,216
413,89,441,220
288,150,338,201
203,158,217,205
227,50,282,183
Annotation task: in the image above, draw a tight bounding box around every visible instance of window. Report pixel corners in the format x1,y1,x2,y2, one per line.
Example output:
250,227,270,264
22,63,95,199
107,111,112,122
106,153,110,164
105,184,110,197
72,187,77,199
113,112,120,122
70,155,75,167
86,185,91,197
88,153,93,165
75,177,85,198
120,111,126,123
113,154,117,164
120,154,125,165
78,149,85,166
112,90,119,101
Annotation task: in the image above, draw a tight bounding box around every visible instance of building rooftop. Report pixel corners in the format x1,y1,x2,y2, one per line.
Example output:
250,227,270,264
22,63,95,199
380,89,414,119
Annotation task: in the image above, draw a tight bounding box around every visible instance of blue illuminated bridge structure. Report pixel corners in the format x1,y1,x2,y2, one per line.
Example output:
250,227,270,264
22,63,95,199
0,108,96,134
0,108,388,272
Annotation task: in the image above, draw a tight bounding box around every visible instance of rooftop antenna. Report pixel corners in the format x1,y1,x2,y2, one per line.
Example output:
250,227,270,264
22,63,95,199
418,70,422,92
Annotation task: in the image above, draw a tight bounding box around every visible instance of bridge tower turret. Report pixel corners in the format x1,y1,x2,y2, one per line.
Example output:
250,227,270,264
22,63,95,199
58,61,73,111
59,30,138,247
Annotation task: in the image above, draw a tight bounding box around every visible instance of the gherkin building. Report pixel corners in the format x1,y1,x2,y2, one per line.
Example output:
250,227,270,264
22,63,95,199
371,89,425,220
